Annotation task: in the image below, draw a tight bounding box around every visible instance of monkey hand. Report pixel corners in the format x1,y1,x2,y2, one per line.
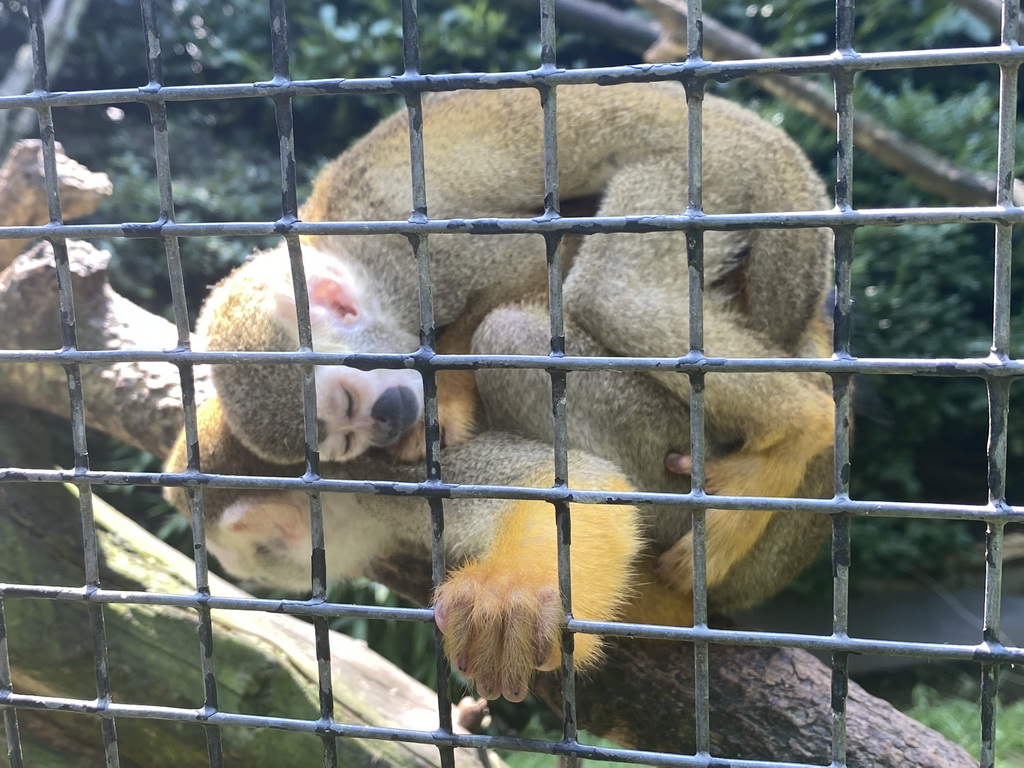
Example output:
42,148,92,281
659,451,780,595
433,559,569,702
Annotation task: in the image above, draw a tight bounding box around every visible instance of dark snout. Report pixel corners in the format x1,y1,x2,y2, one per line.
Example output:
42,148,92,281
370,385,420,445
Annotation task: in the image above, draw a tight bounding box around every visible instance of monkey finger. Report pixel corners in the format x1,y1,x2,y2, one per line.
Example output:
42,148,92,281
666,453,730,494
665,453,692,475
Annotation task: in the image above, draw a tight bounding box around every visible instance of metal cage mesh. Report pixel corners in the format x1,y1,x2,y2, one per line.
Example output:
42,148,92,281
1,0,1023,766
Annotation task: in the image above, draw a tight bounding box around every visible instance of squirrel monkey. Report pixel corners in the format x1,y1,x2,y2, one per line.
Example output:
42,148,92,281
198,82,835,502
164,396,641,703
174,82,837,696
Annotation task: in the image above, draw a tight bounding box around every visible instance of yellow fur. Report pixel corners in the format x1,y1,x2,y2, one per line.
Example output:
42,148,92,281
435,471,639,701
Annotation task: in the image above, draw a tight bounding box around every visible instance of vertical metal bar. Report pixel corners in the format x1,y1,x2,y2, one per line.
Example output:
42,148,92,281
681,0,711,757
830,1,857,766
26,1,119,765
536,0,579,762
267,3,337,767
0,598,24,768
979,2,1019,766
138,2,224,764
399,4,454,767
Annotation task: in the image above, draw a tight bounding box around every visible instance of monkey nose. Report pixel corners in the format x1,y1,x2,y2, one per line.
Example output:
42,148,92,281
370,385,420,444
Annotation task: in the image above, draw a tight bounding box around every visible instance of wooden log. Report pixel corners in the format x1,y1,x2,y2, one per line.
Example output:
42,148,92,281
0,239,201,457
0,407,503,768
0,139,113,270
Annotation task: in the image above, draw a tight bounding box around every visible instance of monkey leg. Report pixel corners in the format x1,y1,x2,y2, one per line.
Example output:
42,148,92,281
655,351,833,596
656,508,776,595
581,289,835,506
433,473,639,702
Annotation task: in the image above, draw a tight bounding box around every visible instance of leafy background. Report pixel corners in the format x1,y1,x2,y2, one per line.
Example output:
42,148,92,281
1,0,1022,764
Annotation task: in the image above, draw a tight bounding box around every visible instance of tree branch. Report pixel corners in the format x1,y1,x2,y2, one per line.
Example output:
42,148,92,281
950,0,1024,36
0,139,112,270
0,239,200,457
639,0,1024,206
0,0,94,154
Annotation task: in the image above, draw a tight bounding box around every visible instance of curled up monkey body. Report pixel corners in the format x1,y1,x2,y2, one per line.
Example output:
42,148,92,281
170,81,837,700
166,398,641,703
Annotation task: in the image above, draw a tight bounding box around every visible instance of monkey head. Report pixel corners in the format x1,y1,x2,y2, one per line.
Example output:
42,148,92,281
197,246,424,465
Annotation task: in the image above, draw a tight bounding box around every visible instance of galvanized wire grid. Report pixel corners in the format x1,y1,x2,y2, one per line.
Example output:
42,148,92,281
0,0,1023,766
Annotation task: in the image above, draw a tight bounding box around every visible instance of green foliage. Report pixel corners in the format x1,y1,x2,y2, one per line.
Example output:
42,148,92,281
905,683,1024,767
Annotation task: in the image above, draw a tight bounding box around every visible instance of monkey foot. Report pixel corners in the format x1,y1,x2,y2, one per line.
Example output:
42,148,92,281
433,561,565,702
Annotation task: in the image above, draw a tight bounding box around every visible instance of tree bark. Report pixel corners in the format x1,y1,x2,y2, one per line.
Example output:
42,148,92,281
0,239,199,457
0,406,503,768
0,139,112,270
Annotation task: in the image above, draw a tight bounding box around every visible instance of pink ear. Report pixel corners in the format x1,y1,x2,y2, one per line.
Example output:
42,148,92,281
309,272,361,326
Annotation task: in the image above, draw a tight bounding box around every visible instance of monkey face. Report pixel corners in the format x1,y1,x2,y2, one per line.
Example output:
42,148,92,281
293,249,426,461
314,364,424,462
203,246,429,465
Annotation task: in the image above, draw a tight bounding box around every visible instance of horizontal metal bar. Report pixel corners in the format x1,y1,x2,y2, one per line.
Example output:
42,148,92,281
3,467,1022,521
1,349,1022,379
1,582,1018,664
0,205,1020,242
0,43,1021,112
0,584,431,623
0,691,822,768
568,619,1024,663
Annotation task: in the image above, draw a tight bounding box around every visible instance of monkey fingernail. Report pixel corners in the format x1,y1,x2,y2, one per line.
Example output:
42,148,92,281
665,453,692,475
503,682,528,703
476,680,499,701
